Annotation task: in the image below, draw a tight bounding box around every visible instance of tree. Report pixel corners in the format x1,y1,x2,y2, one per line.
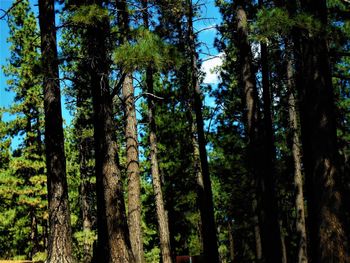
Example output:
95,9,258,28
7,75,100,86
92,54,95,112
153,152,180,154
297,0,349,261
38,0,74,261
72,1,134,262
186,1,219,261
116,1,145,261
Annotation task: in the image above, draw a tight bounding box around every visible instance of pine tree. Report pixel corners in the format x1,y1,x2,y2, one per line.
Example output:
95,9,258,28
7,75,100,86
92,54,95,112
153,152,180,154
0,0,47,260
38,0,74,261
297,0,349,261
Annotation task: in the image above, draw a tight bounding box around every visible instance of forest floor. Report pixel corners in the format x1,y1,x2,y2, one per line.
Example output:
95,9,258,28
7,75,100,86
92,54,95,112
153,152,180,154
0,261,32,263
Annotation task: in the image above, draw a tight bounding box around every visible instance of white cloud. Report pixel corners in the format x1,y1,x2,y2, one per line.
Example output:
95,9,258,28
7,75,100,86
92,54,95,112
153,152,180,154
201,52,224,84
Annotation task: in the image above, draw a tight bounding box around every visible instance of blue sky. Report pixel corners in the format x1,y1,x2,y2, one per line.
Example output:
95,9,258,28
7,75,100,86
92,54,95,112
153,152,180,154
0,1,14,110
0,0,222,138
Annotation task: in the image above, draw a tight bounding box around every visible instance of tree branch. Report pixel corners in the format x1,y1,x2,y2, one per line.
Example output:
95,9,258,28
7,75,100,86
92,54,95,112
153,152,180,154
111,72,127,99
0,0,25,20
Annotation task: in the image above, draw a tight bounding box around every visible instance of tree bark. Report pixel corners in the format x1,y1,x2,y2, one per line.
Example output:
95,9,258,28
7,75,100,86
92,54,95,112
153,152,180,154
123,73,144,263
84,1,134,262
228,221,235,262
188,1,219,262
260,37,284,262
286,43,308,263
79,138,93,263
141,3,171,262
298,0,349,262
38,0,74,262
251,187,262,261
235,4,282,262
114,2,144,261
146,67,173,263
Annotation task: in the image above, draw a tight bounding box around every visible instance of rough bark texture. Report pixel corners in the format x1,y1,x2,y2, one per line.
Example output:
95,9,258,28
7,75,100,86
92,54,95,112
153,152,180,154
188,1,219,262
286,48,308,263
228,221,235,262
115,2,144,261
38,0,74,262
236,5,282,262
251,188,262,261
298,0,349,262
123,73,144,263
79,138,94,263
30,210,39,258
84,1,134,262
146,68,173,263
260,38,283,262
140,2,171,261
236,6,262,262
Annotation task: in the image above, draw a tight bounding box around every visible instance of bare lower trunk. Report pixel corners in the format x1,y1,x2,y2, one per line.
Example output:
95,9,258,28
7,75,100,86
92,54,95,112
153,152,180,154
279,220,288,263
92,75,134,263
251,187,262,261
188,2,219,261
123,74,144,263
298,1,349,262
86,1,134,262
38,0,74,262
236,5,282,262
259,38,283,262
146,69,172,263
30,211,39,259
80,140,93,263
286,52,308,263
228,221,235,262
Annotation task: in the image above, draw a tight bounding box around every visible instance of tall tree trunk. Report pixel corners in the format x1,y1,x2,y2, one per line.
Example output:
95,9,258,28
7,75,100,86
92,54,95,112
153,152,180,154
38,1,74,262
286,41,308,263
235,4,282,262
228,221,235,262
259,34,284,262
188,1,219,262
123,73,144,263
146,67,173,263
236,5,262,261
30,210,39,259
80,138,93,263
141,2,172,262
251,188,262,261
115,1,144,261
297,0,349,262
83,1,134,262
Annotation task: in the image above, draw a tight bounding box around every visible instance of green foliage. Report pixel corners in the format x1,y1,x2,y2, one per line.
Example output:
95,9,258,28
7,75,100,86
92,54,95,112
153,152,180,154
32,251,47,262
254,8,293,41
70,4,108,25
113,29,182,72
0,0,47,259
254,7,324,41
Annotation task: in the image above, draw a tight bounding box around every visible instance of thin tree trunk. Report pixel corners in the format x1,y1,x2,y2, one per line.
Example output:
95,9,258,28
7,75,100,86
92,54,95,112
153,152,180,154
188,1,219,262
80,139,93,263
251,188,262,261
236,5,261,262
235,4,283,262
146,67,173,263
115,1,144,261
84,1,134,262
38,0,74,262
298,1,349,262
123,73,144,263
279,220,288,263
228,221,235,262
286,45,308,263
30,210,39,259
140,2,172,261
260,37,283,262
